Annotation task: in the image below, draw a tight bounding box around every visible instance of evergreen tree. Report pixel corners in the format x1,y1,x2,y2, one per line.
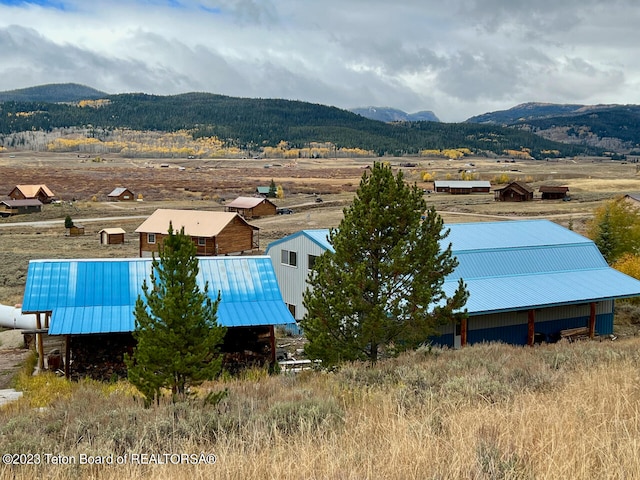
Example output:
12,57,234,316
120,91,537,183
301,162,468,365
268,179,277,198
125,224,226,405
64,215,73,228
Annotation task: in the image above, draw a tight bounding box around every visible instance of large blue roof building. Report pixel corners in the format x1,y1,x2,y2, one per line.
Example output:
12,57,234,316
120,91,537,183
21,256,294,375
266,220,640,347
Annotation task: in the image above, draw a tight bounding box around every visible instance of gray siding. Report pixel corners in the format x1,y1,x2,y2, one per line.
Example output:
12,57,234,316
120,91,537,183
268,236,327,321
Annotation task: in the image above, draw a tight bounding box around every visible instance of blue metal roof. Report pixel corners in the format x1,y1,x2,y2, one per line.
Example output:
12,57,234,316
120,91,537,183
266,229,333,253
445,219,592,251
265,220,640,316
22,256,294,335
443,220,640,314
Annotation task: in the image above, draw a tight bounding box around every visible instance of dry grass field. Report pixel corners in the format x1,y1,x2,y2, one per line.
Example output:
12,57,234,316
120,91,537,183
2,338,640,479
3,152,640,478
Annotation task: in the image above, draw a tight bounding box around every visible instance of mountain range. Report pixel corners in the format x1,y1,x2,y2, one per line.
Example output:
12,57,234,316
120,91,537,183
349,107,440,123
0,83,637,155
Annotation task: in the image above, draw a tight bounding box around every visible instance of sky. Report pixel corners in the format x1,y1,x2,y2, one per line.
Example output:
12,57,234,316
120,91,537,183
0,0,638,122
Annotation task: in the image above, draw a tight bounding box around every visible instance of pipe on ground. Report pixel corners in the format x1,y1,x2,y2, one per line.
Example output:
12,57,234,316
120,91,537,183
0,304,38,330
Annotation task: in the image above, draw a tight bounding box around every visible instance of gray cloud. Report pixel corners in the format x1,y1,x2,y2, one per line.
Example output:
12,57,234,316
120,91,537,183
0,1,639,121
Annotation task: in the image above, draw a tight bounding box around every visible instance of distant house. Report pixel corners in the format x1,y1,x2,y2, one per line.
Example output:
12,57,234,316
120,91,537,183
107,187,135,202
434,180,491,194
494,181,534,202
225,196,277,218
539,185,569,200
0,199,42,217
8,184,55,204
135,209,259,257
256,186,273,197
99,228,126,245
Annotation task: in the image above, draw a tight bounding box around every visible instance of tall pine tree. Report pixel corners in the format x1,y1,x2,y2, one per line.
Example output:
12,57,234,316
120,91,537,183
125,223,226,405
301,162,468,365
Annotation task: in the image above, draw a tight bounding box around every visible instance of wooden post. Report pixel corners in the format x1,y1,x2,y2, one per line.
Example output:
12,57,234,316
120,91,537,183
64,335,71,379
269,325,276,364
589,302,596,338
36,313,44,370
460,317,467,347
527,310,535,346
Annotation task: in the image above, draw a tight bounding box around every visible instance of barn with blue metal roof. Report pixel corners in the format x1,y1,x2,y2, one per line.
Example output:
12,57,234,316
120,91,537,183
266,220,640,347
21,256,294,377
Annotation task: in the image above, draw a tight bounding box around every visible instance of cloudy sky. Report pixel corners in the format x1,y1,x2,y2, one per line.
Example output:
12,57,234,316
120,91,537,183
0,0,638,122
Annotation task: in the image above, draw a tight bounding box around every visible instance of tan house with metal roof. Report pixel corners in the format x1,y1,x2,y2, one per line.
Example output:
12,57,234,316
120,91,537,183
8,184,56,203
225,196,277,218
135,209,259,257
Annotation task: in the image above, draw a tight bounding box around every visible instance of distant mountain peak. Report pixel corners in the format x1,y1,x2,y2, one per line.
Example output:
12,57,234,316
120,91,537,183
350,106,439,123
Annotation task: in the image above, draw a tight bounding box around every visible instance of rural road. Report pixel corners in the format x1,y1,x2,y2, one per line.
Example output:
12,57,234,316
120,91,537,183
0,215,148,229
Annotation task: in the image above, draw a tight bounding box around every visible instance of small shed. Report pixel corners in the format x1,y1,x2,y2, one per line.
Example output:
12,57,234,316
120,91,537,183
225,196,277,218
99,228,126,245
494,181,534,202
0,199,43,217
68,224,85,236
539,186,569,200
107,187,135,202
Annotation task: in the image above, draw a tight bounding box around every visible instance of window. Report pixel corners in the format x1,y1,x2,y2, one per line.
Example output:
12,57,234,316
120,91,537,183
198,237,206,246
308,254,318,270
281,249,297,267
287,303,296,317
147,233,156,244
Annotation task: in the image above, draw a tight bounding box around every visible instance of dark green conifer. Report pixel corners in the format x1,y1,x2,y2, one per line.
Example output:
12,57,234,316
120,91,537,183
126,224,226,405
301,162,468,365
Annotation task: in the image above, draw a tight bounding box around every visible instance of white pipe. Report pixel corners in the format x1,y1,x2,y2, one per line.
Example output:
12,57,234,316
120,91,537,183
0,303,38,330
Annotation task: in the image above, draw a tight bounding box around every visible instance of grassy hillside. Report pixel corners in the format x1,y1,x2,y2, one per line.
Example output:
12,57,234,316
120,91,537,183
3,337,640,479
0,91,598,158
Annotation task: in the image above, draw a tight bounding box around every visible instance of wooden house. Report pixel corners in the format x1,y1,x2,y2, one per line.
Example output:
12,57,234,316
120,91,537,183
494,181,534,202
135,209,259,257
99,228,126,245
539,185,569,200
8,184,55,203
0,199,42,217
225,196,277,218
107,187,135,201
434,180,491,194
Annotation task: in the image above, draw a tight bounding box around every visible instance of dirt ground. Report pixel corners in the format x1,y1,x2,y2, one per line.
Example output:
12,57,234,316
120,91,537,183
2,152,640,381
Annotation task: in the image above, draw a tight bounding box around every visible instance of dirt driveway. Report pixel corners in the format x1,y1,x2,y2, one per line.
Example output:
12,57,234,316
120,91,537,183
0,330,30,390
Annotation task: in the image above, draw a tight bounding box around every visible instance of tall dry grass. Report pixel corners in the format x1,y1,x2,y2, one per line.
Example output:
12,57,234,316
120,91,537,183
2,339,640,479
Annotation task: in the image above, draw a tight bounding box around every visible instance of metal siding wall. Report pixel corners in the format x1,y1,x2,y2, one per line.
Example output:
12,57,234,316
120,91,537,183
268,236,327,321
468,313,614,346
